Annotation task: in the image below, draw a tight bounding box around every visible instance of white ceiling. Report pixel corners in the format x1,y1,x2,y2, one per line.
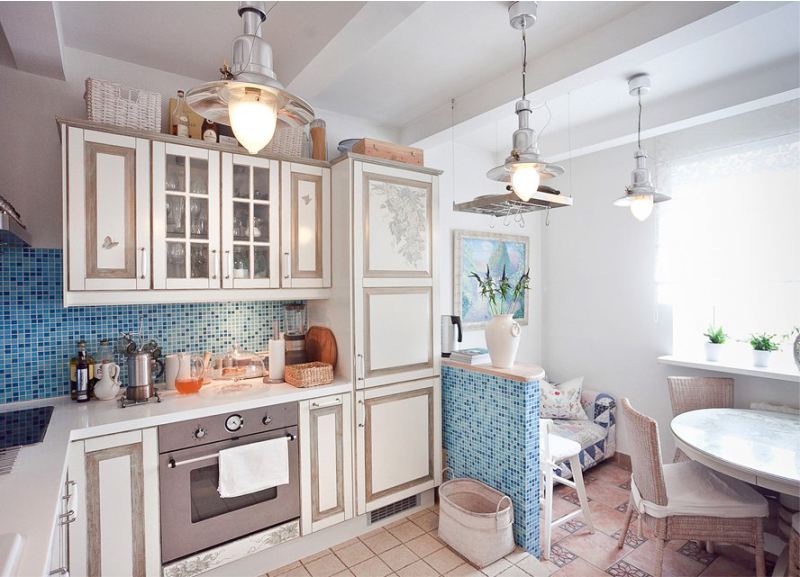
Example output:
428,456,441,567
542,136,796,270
57,1,365,85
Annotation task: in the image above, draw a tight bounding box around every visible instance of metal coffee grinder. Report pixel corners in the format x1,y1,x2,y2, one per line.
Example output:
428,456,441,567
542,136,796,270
440,315,463,357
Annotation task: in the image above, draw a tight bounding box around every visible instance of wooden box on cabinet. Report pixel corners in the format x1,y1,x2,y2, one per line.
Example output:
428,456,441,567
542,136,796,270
68,429,161,577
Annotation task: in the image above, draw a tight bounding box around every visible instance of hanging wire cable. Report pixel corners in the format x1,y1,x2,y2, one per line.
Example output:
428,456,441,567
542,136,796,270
450,98,456,206
637,90,643,149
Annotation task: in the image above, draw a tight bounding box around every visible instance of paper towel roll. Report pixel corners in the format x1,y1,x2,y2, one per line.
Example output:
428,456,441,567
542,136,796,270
269,338,286,382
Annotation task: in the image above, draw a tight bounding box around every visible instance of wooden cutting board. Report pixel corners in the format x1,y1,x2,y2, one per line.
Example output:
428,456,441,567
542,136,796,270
305,326,338,368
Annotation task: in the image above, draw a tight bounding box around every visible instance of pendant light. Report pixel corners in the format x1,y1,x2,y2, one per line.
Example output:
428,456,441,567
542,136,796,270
614,74,670,221
486,1,564,201
185,1,314,154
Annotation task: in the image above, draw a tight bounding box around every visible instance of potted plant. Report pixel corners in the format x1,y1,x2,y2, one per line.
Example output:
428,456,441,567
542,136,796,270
702,325,727,362
748,333,782,368
469,266,530,369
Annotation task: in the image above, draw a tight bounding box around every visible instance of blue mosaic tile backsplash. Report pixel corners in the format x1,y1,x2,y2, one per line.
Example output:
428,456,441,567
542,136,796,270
0,247,303,404
442,364,540,555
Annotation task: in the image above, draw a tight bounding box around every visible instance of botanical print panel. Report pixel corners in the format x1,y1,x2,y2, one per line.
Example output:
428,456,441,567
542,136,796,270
454,230,529,328
365,174,431,276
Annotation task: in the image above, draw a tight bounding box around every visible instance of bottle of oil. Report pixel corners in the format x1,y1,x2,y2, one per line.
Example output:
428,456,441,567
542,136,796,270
76,345,90,403
171,90,190,138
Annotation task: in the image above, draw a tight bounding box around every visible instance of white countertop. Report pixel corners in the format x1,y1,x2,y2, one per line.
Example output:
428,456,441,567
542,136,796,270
442,359,546,383
0,378,352,577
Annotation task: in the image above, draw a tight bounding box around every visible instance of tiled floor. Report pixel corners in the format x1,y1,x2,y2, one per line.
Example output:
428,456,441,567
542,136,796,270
266,462,769,577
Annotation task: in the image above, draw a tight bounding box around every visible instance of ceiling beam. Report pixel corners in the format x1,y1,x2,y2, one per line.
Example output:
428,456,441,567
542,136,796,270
287,1,424,102
404,1,787,148
0,1,64,80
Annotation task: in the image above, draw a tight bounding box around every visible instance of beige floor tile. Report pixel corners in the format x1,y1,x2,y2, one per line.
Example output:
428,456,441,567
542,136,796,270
503,546,531,564
380,544,420,571
515,556,557,577
272,564,312,577
361,529,403,555
584,482,631,511
424,547,465,574
396,559,439,577
305,553,348,577
557,530,630,570
386,521,426,543
623,538,706,577
350,556,393,577
411,511,440,532
548,557,608,577
496,566,530,577
336,541,376,567
406,533,446,558
303,549,336,564
481,558,513,577
332,571,356,577
270,560,302,576
583,501,629,536
333,538,363,552
445,563,485,577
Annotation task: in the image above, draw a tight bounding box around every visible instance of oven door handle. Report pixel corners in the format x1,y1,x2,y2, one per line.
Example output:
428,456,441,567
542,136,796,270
167,433,296,469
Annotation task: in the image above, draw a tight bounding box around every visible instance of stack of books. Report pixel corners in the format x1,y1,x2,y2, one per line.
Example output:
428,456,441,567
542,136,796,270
448,348,490,365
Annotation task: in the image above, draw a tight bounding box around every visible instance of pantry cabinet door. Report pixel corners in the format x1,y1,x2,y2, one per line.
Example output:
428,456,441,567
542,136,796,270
355,379,442,514
299,393,353,534
67,127,151,291
281,162,331,288
152,142,221,289
68,429,161,577
221,153,280,288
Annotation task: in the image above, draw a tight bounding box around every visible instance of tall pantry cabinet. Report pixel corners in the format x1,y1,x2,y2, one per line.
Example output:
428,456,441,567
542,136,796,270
312,155,442,515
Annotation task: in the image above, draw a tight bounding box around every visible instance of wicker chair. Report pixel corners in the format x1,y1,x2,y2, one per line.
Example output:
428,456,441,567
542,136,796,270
617,398,768,577
790,512,799,577
667,376,734,463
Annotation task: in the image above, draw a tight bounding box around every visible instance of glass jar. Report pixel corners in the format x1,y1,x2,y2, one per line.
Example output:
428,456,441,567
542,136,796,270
284,303,306,336
97,339,114,364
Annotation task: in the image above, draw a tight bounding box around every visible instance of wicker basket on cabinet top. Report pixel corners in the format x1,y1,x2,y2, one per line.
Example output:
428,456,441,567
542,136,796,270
85,78,162,132
284,362,334,388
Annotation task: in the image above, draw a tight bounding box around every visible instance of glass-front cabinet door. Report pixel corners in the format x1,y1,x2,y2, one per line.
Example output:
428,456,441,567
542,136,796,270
221,154,280,288
280,162,331,288
152,142,221,289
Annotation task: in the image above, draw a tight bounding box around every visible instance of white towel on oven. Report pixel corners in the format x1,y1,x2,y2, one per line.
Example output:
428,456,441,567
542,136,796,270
217,436,290,498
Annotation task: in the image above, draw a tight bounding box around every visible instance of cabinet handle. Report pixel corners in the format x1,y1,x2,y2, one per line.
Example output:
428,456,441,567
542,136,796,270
283,252,290,279
211,249,218,279
140,247,147,279
358,398,365,428
59,510,77,525
356,354,365,382
311,397,341,409
224,250,231,279
49,568,68,575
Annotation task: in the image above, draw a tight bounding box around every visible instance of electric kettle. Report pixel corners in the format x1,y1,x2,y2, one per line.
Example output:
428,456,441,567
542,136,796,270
440,315,463,357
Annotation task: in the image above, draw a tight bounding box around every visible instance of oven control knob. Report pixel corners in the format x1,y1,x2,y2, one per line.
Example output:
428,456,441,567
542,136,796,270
194,426,207,440
262,415,272,426
225,414,244,432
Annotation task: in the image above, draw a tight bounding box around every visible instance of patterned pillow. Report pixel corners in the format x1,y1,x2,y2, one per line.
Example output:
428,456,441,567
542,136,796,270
540,377,587,420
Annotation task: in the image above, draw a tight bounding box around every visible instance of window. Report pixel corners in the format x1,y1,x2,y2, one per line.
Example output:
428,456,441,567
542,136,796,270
656,133,800,364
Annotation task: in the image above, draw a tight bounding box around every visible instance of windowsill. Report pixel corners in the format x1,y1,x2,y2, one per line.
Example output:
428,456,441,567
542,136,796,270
657,355,800,383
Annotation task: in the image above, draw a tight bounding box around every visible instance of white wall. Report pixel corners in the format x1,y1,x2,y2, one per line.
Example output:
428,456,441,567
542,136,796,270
0,47,398,248
542,102,800,457
423,141,543,364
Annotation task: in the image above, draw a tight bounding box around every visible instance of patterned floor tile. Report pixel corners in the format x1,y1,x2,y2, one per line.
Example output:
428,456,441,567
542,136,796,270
558,520,586,534
561,491,591,506
676,540,716,566
614,502,629,513
618,481,631,491
610,528,647,550
549,544,578,568
605,560,654,577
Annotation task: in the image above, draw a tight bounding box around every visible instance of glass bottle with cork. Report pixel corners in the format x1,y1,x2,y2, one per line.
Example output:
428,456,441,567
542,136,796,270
69,340,95,401
75,342,91,403
171,90,190,138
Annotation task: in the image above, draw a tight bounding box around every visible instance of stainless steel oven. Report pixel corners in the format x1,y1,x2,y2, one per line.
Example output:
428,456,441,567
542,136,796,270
158,403,300,564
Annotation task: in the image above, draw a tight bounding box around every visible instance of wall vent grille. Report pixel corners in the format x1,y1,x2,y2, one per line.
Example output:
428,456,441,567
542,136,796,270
0,447,20,475
370,495,419,524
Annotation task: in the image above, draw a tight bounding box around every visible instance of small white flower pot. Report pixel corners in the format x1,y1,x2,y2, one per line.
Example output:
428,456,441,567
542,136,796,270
752,350,772,368
485,314,521,369
704,342,724,362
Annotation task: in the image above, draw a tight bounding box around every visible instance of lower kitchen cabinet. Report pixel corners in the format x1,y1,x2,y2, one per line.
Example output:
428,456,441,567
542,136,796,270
355,378,442,514
68,429,161,577
299,393,354,534
48,475,75,575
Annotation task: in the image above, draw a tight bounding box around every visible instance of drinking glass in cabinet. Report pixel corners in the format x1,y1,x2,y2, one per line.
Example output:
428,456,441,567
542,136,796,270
233,203,250,241
233,165,249,198
190,198,209,239
166,195,186,237
233,246,249,279
254,246,269,278
167,242,186,278
190,158,208,195
253,167,269,200
190,244,209,279
166,155,186,191
252,205,269,240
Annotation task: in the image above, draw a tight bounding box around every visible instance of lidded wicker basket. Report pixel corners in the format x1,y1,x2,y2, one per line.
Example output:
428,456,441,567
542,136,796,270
85,78,161,132
284,362,334,387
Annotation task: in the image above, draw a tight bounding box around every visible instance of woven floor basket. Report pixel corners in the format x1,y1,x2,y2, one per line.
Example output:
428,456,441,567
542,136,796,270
284,362,334,387
438,477,516,567
85,78,161,132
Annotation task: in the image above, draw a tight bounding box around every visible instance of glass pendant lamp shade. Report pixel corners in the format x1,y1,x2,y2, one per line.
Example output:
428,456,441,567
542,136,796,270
510,164,541,201
185,2,313,154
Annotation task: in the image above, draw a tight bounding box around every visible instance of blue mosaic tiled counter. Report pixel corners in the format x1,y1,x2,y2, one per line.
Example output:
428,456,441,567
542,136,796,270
441,360,543,555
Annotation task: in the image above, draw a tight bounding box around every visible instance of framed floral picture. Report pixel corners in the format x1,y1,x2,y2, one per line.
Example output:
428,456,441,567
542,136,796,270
453,230,530,329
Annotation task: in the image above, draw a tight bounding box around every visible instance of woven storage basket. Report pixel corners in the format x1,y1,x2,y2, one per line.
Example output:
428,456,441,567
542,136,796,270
438,476,515,567
262,125,305,157
85,78,161,132
284,362,334,387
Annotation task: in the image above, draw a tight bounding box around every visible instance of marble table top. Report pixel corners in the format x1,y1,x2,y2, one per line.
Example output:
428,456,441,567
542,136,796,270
671,408,800,495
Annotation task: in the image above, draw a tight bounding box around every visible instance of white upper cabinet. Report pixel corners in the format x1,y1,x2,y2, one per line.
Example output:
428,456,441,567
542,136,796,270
66,127,151,291
353,161,439,388
221,153,280,288
281,162,331,288
152,142,221,289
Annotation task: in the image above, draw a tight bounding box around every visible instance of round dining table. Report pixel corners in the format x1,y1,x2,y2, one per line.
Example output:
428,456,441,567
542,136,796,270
671,408,800,576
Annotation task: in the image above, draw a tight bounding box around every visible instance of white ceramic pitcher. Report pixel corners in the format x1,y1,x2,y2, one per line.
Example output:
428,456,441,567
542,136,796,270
94,362,121,401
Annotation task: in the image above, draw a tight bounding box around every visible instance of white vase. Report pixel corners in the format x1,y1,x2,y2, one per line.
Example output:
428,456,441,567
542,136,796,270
704,342,724,362
485,314,521,369
752,350,772,368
